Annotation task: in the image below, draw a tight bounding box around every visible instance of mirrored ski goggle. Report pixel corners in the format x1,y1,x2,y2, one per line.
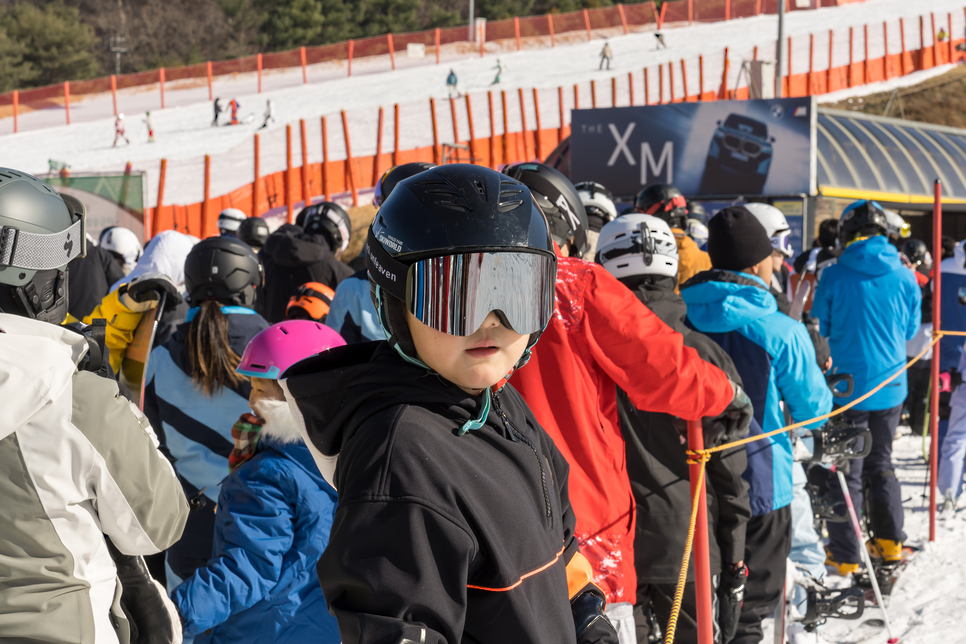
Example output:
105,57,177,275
408,252,556,336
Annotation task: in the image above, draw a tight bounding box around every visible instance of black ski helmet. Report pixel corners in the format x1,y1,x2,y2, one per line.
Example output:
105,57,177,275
373,162,437,207
902,239,930,268
635,183,688,229
839,200,888,245
0,169,86,324
686,200,708,224
237,217,269,251
184,236,262,307
502,162,588,258
300,202,352,255
367,163,555,364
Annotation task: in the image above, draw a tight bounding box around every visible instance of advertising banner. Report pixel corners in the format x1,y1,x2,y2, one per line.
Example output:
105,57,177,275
570,98,816,199
43,172,146,243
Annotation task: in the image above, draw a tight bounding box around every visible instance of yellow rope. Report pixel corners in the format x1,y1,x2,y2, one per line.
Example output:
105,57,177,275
663,329,965,643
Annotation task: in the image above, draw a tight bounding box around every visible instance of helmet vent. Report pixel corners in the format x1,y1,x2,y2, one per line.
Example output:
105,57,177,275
42,280,53,300
416,178,473,212
498,182,524,213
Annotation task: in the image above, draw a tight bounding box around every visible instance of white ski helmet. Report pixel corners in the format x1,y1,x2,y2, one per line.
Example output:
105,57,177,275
217,208,247,235
574,181,618,232
597,214,678,280
686,218,709,249
98,225,143,275
884,209,911,239
744,202,792,257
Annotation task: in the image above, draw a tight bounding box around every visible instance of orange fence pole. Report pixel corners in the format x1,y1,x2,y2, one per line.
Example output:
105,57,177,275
488,91,498,168
374,107,384,185
348,40,355,77
645,67,650,104
321,116,329,200
658,2,667,30
629,71,635,105
668,62,676,102
257,54,262,93
450,96,461,160
864,24,870,84
515,17,521,51
300,118,310,206
301,46,308,84
436,28,441,64
393,104,400,167
899,18,908,74
64,82,70,125
466,94,478,163
111,75,118,116
612,77,617,106
548,14,556,47
159,68,165,108
828,30,835,91
699,56,705,99
659,65,664,103
583,9,592,41
619,4,629,33
681,59,689,100
718,48,729,99
208,61,214,99
203,154,211,233
388,33,396,70
788,36,793,93
930,179,943,542
501,90,510,165
341,110,359,207
557,86,566,144
532,88,542,161
725,0,731,21
253,134,260,217
808,33,815,93
155,159,167,238
479,23,485,58
430,97,441,164
689,0,694,25
756,0,761,16
687,420,715,644
849,26,854,87
574,83,579,110
12,89,17,133
591,79,598,108
883,22,890,81
285,125,294,222
931,13,938,65
950,13,955,63
518,88,529,161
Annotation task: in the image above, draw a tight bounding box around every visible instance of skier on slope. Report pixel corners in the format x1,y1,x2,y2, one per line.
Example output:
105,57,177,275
143,111,155,143
212,97,223,126
599,41,614,70
446,69,459,97
229,98,240,125
0,168,189,643
491,58,506,85
260,99,275,129
113,113,130,147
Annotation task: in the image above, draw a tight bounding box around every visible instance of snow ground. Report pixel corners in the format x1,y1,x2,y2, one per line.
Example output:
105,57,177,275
0,0,962,208
760,429,966,644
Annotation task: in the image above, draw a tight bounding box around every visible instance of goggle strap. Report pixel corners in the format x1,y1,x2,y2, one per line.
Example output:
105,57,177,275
0,219,84,270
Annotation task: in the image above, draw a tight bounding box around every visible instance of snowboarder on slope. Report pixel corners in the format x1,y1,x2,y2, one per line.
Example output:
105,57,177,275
113,113,130,147
143,111,155,143
599,42,613,70
654,32,667,49
212,98,222,127
491,59,506,85
260,99,275,129
446,69,459,97
229,98,240,125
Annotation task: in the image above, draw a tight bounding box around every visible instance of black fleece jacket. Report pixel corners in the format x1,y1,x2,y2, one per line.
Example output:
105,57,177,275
616,277,751,586
260,231,354,323
285,342,580,644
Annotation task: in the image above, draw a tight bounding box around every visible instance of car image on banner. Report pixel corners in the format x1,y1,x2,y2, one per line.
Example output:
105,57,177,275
569,97,816,199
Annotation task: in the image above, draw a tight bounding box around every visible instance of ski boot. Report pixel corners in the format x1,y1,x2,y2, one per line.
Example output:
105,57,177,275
824,548,860,577
853,538,907,597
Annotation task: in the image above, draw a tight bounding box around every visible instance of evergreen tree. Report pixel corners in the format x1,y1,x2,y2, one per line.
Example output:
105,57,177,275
1,3,99,86
0,26,32,92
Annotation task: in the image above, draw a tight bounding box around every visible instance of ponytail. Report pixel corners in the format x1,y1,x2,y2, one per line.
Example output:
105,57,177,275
187,301,246,397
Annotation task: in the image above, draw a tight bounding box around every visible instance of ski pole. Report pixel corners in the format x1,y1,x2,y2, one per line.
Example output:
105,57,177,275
833,465,898,644
139,291,167,412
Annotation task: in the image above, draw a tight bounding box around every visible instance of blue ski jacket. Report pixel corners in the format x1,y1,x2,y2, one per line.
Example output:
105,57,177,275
172,435,340,644
811,236,920,411
682,270,832,516
325,269,382,344
938,241,966,372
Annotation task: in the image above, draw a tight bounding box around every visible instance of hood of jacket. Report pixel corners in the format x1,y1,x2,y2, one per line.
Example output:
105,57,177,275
265,232,335,269
258,431,333,493
622,276,689,334
838,236,903,277
110,229,200,293
680,269,777,333
0,314,89,441
280,341,490,488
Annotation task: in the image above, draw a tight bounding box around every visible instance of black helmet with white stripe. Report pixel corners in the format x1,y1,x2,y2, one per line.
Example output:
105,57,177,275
503,162,589,258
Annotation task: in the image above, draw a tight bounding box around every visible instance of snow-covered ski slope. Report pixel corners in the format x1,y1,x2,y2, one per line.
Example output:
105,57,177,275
1,0,962,208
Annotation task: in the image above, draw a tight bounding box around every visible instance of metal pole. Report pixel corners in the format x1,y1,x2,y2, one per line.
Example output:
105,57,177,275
776,0,786,97
931,179,943,542
687,420,714,644
469,0,475,41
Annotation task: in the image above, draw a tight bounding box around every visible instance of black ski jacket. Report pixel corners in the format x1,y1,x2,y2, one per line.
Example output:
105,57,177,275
260,231,354,323
285,342,580,644
67,245,125,320
617,277,751,586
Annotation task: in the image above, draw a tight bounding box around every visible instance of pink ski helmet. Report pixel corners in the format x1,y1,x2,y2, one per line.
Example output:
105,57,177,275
237,320,346,380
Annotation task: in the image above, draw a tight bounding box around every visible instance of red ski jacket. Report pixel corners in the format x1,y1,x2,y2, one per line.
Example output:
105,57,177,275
511,256,734,604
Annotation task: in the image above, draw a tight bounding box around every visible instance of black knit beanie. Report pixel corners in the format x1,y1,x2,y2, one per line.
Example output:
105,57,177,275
707,205,775,271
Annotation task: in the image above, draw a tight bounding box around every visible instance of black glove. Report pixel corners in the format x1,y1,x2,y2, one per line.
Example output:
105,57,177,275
572,587,619,644
106,538,183,644
702,380,754,447
122,272,183,312
717,563,747,644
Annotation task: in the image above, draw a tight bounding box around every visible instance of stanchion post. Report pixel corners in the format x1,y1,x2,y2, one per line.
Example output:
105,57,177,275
285,125,293,223
930,179,943,542
687,420,715,644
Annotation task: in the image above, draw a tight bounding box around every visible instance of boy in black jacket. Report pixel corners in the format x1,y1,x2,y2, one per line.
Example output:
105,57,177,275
282,165,619,644
597,214,752,643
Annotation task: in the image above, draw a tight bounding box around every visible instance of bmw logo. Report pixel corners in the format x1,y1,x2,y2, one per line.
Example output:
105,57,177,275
770,105,785,120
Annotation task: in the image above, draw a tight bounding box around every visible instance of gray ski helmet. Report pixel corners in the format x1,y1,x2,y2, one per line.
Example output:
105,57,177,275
502,162,589,258
237,216,269,250
302,202,352,255
0,169,86,323
183,236,262,308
